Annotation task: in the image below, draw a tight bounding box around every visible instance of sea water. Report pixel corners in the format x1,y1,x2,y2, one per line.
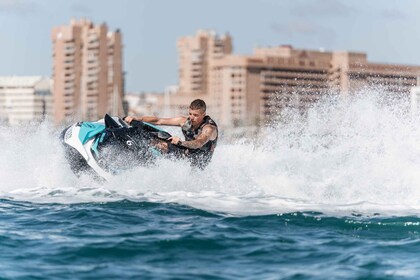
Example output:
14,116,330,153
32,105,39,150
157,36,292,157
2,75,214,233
1,92,420,279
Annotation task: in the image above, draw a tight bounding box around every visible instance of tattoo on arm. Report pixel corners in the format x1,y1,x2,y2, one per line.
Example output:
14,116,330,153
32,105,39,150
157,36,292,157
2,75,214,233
181,125,215,149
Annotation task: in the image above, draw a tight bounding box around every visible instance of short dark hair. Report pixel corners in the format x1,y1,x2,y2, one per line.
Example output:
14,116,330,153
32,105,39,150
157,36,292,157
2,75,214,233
189,99,206,112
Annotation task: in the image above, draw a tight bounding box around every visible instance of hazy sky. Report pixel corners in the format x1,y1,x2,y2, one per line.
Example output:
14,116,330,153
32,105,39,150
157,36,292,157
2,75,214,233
0,0,419,92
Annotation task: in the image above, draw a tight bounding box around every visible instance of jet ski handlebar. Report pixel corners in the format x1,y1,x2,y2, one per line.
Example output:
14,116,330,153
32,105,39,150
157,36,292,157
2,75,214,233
129,119,187,150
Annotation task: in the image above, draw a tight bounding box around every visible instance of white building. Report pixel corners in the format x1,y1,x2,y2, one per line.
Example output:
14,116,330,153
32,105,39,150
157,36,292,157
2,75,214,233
0,76,53,125
411,86,420,117
124,92,165,117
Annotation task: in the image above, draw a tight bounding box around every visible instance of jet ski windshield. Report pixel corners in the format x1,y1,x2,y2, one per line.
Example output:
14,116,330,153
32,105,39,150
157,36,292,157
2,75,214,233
155,131,171,140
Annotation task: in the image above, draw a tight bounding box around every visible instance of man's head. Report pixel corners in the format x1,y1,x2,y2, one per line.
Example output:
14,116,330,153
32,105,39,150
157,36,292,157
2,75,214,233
188,99,206,127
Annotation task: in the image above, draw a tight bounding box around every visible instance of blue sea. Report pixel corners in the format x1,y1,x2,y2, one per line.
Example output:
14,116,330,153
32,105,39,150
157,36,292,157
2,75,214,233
2,199,420,279
2,94,420,279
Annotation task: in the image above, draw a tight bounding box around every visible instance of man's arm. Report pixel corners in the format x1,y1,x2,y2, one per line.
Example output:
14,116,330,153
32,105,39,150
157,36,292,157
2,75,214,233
124,115,186,127
170,125,217,149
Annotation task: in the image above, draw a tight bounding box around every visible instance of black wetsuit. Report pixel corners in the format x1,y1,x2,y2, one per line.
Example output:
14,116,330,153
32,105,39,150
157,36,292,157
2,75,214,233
181,116,218,169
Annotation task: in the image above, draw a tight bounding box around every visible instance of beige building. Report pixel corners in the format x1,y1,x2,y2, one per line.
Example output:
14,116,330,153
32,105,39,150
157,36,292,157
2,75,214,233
169,30,420,128
168,30,232,119
330,51,420,95
0,76,52,125
211,46,420,128
177,29,232,97
51,19,124,125
209,48,333,127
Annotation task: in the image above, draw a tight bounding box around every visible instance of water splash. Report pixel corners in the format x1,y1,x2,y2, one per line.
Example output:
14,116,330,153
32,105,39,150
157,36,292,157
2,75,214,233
1,91,420,216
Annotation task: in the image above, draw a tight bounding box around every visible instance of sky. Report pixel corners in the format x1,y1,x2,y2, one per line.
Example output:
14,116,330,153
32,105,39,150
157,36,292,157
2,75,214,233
0,0,419,92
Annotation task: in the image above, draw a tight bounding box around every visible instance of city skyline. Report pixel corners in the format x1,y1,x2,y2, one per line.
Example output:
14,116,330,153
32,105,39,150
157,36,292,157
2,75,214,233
167,30,420,129
0,0,419,92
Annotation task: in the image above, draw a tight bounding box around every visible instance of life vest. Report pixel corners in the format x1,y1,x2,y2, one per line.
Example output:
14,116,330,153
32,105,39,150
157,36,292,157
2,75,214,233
181,115,218,169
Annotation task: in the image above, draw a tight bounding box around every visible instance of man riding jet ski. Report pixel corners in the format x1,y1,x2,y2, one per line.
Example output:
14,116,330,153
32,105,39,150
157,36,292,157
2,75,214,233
124,99,218,170
60,114,185,181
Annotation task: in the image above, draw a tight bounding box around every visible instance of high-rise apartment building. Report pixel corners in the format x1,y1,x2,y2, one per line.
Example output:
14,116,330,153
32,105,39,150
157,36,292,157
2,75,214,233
0,76,52,125
165,30,232,118
177,30,232,96
170,30,420,129
51,19,124,125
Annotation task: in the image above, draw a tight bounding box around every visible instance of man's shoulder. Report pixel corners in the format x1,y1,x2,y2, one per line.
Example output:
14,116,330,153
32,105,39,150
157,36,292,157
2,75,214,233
202,123,216,130
201,122,218,139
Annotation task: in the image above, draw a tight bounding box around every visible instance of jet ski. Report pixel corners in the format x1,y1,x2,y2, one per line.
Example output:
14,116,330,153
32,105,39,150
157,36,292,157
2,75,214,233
60,114,184,181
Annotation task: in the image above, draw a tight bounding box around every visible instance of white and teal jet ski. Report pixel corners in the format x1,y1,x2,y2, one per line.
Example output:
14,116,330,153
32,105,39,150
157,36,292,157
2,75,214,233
60,114,183,181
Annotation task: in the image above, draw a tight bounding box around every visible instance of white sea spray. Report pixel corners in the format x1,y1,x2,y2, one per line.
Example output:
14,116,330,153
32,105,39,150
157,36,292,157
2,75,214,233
1,90,420,216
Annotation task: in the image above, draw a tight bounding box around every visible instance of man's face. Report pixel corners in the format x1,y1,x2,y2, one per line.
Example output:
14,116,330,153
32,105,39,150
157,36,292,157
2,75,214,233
188,108,205,126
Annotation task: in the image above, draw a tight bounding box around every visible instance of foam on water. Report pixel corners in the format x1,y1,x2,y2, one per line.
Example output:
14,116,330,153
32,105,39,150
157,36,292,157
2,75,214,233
2,90,420,216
